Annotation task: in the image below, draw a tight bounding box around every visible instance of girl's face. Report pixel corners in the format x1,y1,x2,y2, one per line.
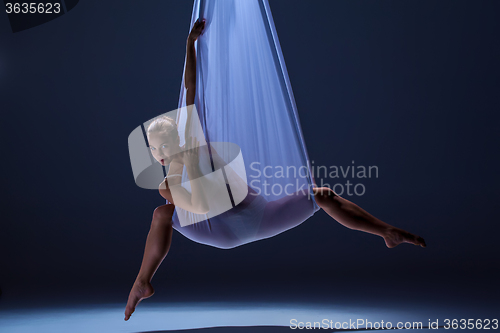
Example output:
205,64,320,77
147,131,181,166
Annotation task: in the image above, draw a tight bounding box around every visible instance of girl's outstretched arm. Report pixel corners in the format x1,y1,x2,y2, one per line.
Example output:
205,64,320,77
185,18,205,106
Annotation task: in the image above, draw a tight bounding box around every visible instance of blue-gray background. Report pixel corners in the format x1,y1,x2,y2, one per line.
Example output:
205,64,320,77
0,0,498,310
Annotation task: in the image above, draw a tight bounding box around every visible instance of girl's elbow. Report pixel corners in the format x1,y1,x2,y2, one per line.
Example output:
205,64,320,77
197,207,210,215
193,203,209,215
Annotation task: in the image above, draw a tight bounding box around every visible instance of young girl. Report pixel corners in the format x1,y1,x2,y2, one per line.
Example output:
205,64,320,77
124,18,426,321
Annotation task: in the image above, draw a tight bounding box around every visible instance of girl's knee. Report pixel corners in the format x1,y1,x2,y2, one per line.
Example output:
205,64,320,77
152,204,175,224
313,187,338,207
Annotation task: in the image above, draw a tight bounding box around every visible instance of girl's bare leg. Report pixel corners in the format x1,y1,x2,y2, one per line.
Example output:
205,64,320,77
258,186,425,248
312,187,426,248
124,204,175,321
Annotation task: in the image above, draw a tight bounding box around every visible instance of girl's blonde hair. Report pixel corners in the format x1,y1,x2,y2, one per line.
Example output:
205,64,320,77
147,116,179,140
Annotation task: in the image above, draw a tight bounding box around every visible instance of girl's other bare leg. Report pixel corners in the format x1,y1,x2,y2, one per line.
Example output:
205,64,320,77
313,187,426,248
124,204,175,321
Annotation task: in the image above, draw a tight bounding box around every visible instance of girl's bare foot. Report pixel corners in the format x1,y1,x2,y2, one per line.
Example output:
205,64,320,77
383,227,426,248
124,280,155,321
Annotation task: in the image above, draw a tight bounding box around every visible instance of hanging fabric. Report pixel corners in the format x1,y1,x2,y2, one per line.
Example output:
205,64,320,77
170,0,320,248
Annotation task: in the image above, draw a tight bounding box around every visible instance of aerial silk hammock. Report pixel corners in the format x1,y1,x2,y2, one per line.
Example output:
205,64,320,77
130,0,320,249
172,0,321,248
